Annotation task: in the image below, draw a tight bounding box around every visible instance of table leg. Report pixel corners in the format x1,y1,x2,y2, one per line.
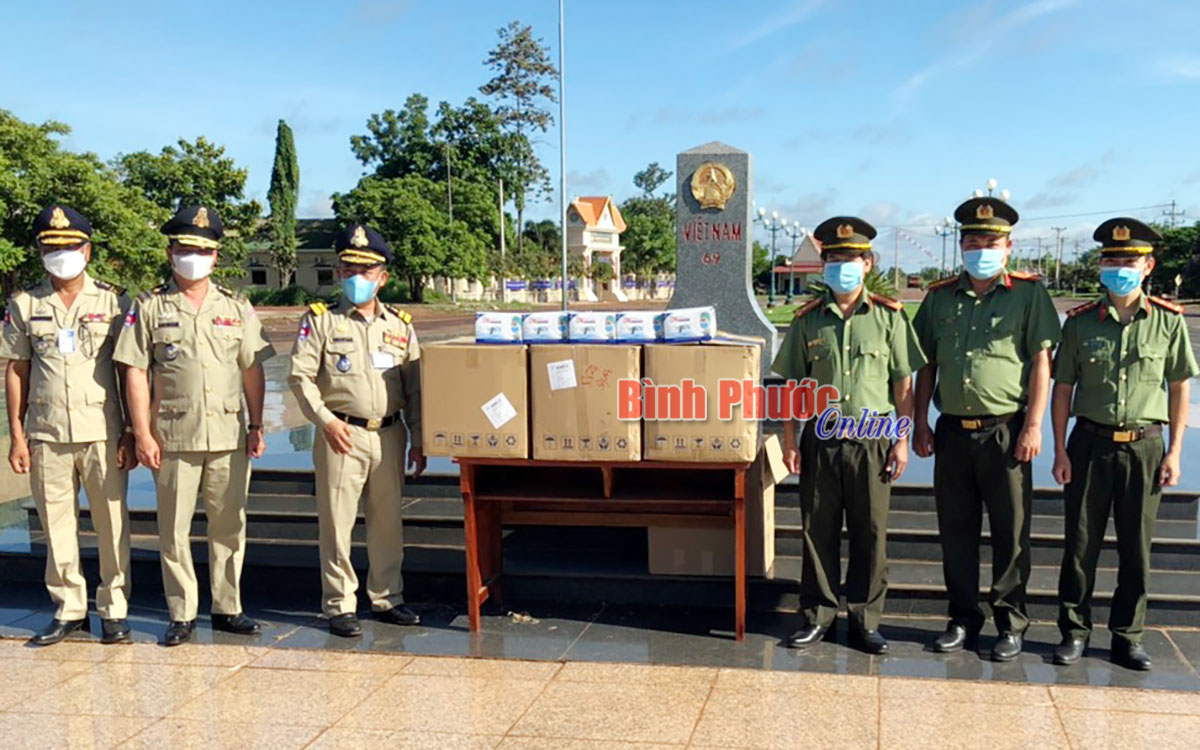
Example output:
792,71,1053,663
488,500,504,607
461,464,483,633
735,468,747,642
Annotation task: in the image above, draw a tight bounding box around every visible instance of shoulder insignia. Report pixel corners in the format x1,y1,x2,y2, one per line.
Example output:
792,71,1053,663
308,302,329,316
1149,296,1183,314
869,292,903,311
926,276,958,291
216,284,246,301
794,297,822,318
385,303,412,324
94,279,125,296
21,279,41,292
1066,300,1100,318
138,283,170,302
1008,270,1042,282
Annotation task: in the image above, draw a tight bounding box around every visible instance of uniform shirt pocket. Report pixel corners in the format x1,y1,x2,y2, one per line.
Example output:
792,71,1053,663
1079,337,1114,386
27,321,58,359
212,326,244,363
325,338,357,376
1134,340,1167,384
150,326,184,364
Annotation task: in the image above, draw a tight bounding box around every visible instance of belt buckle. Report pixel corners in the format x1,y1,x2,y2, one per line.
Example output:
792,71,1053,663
366,417,382,431
1111,429,1136,443
961,419,982,430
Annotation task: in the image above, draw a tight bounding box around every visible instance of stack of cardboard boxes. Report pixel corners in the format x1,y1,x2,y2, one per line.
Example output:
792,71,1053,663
420,328,781,578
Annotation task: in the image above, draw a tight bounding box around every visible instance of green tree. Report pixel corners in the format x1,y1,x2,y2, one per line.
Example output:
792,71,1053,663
267,119,299,287
621,195,675,275
633,162,672,197
1148,222,1199,297
479,20,558,256
115,137,262,280
350,94,438,180
0,110,163,295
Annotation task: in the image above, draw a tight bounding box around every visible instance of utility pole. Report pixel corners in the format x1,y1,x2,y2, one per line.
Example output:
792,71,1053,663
893,230,900,289
1036,237,1043,277
1051,226,1066,290
446,143,456,304
498,178,506,303
558,0,568,312
1163,199,1186,228
1071,238,1081,296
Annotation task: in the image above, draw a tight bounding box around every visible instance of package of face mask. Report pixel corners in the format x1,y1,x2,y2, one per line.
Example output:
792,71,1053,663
661,306,716,342
615,311,663,343
567,311,617,343
521,311,570,343
474,312,525,344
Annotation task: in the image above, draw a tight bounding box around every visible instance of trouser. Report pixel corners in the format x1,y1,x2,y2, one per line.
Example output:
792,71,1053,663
314,423,407,617
1058,426,1163,646
798,421,892,630
934,412,1032,634
30,439,131,620
154,447,250,621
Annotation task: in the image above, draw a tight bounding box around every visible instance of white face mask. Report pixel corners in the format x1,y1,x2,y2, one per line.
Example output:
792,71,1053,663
42,249,87,280
171,252,215,281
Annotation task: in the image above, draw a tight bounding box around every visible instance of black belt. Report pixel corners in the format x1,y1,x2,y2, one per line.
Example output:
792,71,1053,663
332,411,401,431
1076,418,1162,444
945,412,1020,431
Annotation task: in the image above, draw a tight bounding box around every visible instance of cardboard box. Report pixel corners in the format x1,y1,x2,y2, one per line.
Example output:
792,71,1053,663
643,337,762,462
647,434,786,577
530,344,641,461
421,338,528,458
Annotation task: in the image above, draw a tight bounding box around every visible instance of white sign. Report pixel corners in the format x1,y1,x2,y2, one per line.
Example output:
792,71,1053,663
547,359,577,390
481,392,518,429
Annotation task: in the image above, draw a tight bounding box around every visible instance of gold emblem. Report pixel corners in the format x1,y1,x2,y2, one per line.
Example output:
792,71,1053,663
1112,225,1131,242
836,224,854,239
194,207,210,228
976,204,994,220
49,207,70,229
350,226,369,248
690,162,736,211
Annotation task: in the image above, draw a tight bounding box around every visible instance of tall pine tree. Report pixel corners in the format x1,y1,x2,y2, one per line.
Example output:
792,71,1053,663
267,119,299,287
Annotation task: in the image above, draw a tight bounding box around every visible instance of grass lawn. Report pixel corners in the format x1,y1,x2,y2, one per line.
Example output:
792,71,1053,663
761,298,921,325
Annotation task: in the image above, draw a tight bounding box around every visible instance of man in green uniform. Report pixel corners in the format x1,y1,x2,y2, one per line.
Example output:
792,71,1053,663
288,224,424,637
1051,218,1198,671
773,216,926,654
2,204,135,645
912,197,1060,661
115,205,273,646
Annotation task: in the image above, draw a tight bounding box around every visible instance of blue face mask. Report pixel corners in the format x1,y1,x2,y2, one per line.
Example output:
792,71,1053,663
342,273,379,305
962,248,1006,280
823,261,865,294
1100,266,1143,297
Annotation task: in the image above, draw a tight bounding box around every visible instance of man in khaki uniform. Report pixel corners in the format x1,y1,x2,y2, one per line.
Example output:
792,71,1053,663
2,204,135,645
288,223,424,637
115,205,273,646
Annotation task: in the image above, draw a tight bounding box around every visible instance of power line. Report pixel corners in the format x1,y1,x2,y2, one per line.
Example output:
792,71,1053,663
1163,199,1187,228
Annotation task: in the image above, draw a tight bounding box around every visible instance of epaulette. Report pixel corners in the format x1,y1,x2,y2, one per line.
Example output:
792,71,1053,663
138,283,170,302
926,276,958,291
1149,296,1183,314
1066,300,1099,318
308,301,330,316
385,303,413,324
94,279,125,296
1008,270,1042,282
869,292,903,311
794,297,822,318
216,284,247,301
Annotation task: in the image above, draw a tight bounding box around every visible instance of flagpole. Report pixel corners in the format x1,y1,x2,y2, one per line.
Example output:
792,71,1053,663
558,0,568,311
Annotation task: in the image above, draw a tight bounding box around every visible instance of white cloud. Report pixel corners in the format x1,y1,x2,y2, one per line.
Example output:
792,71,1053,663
728,0,827,52
1154,56,1200,80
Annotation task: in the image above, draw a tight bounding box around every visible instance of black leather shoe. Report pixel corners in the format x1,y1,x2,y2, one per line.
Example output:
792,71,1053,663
1053,635,1088,665
100,618,132,644
164,620,195,647
375,605,420,626
211,613,261,636
30,617,89,646
932,622,979,653
329,613,363,638
786,623,827,649
1112,641,1152,671
850,628,889,655
991,632,1024,662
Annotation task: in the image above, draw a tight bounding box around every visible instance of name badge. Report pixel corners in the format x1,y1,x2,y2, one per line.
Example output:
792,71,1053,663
371,352,396,369
57,328,76,354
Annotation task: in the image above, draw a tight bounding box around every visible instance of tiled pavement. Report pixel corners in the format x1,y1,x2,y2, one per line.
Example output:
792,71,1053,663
3,637,1200,748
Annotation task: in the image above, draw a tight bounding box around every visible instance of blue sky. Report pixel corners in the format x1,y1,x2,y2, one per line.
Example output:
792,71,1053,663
3,0,1199,270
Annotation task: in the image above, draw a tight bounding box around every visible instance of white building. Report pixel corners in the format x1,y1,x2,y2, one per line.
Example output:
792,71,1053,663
567,196,627,302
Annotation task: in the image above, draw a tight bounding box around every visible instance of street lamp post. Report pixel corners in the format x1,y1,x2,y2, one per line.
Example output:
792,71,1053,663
783,221,806,303
755,208,787,307
935,217,954,276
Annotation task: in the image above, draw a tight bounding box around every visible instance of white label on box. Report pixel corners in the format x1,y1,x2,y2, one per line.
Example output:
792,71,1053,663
481,392,518,429
546,359,577,390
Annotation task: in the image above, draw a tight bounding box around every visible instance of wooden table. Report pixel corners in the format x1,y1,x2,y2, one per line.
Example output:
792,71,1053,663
456,457,752,640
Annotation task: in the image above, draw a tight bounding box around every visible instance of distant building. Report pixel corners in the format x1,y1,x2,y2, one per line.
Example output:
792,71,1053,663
771,232,822,297
567,196,627,302
241,219,340,294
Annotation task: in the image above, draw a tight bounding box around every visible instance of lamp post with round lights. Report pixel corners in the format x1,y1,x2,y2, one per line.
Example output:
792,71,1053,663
935,217,955,276
755,208,788,307
782,221,807,303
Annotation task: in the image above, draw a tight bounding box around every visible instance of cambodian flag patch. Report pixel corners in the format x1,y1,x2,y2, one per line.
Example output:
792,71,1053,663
297,321,311,341
124,310,137,327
